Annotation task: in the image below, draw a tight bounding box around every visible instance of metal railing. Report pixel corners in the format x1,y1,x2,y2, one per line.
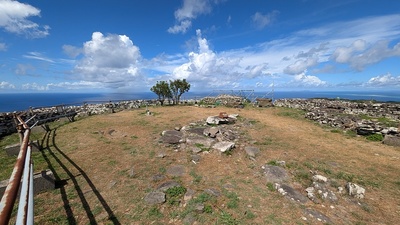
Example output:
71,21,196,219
0,114,35,225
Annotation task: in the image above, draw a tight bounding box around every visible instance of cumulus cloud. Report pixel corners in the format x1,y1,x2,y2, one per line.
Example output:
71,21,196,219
0,81,15,89
290,71,327,87
0,0,49,38
74,32,143,88
251,10,279,29
365,73,400,87
284,57,318,75
168,0,222,34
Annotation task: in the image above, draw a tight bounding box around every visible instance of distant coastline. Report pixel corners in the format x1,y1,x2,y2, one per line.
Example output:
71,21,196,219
1,90,400,113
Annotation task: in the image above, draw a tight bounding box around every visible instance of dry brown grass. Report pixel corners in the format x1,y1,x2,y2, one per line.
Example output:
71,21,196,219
4,105,400,224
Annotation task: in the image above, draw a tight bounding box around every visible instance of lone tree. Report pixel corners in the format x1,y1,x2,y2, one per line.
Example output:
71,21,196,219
169,79,191,105
150,81,172,105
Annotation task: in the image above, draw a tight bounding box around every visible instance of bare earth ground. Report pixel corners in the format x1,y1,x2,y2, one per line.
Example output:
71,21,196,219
4,105,400,224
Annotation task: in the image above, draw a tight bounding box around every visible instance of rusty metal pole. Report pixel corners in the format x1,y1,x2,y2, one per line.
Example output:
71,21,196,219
0,128,30,225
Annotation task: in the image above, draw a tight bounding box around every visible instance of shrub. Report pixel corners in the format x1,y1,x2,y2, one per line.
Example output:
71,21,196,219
366,133,383,142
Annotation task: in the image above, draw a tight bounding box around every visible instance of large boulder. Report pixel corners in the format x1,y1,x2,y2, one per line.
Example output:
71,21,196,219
383,135,400,147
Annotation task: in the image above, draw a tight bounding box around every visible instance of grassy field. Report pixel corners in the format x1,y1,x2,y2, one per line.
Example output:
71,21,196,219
1,105,399,224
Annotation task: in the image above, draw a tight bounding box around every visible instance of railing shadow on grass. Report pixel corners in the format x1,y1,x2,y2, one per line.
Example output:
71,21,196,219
40,127,121,225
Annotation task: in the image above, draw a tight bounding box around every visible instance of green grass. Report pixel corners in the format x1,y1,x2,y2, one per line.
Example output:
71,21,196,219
277,108,305,120
189,170,202,183
219,210,240,225
366,133,383,142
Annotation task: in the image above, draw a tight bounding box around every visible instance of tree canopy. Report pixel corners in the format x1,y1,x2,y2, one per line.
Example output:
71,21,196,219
150,79,190,105
150,81,172,105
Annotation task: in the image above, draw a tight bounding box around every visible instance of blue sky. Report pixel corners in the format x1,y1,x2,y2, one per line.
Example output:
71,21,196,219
0,0,400,93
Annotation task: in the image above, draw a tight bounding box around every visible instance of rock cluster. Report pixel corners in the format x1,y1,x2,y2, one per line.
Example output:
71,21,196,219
274,98,400,146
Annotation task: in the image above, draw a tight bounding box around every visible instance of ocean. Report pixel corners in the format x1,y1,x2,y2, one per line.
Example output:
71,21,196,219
1,91,399,113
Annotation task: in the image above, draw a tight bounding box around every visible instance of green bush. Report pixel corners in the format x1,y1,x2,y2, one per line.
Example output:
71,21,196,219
366,133,383,142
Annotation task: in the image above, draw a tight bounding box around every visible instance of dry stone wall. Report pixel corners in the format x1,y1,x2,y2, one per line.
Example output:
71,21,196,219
0,99,157,137
274,98,400,141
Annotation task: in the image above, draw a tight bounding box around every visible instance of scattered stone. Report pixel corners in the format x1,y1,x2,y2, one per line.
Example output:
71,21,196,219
191,155,201,163
144,191,165,204
346,182,365,199
262,165,289,183
182,213,196,225
166,165,186,177
156,153,166,158
157,181,181,192
152,174,166,182
312,175,328,183
128,167,136,178
195,203,205,212
276,161,286,167
204,188,221,197
184,189,195,202
212,141,235,152
244,146,260,158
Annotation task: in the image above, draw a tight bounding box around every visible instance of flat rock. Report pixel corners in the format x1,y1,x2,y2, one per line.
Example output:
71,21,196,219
157,180,181,192
206,116,228,125
262,165,289,183
304,208,332,224
186,127,206,136
204,188,221,197
244,146,260,157
144,191,165,204
279,184,309,204
186,136,215,148
159,130,184,144
212,141,235,152
166,165,186,177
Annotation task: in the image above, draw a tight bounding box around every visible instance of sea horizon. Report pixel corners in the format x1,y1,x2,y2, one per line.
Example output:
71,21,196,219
1,90,400,113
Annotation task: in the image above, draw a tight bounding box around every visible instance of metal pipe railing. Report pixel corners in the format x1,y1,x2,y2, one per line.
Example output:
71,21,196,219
0,114,34,225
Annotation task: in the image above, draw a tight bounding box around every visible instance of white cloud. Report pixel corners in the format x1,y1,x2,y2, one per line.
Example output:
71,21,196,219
23,52,55,63
168,0,222,34
284,57,318,75
22,82,48,91
290,71,327,87
0,81,15,89
0,43,6,51
251,11,279,29
365,73,400,87
74,32,143,88
332,39,400,70
47,81,106,90
62,45,82,58
0,0,49,38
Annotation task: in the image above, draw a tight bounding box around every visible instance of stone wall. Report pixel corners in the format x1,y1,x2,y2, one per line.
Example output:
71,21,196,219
200,94,245,107
274,98,400,137
0,99,157,138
